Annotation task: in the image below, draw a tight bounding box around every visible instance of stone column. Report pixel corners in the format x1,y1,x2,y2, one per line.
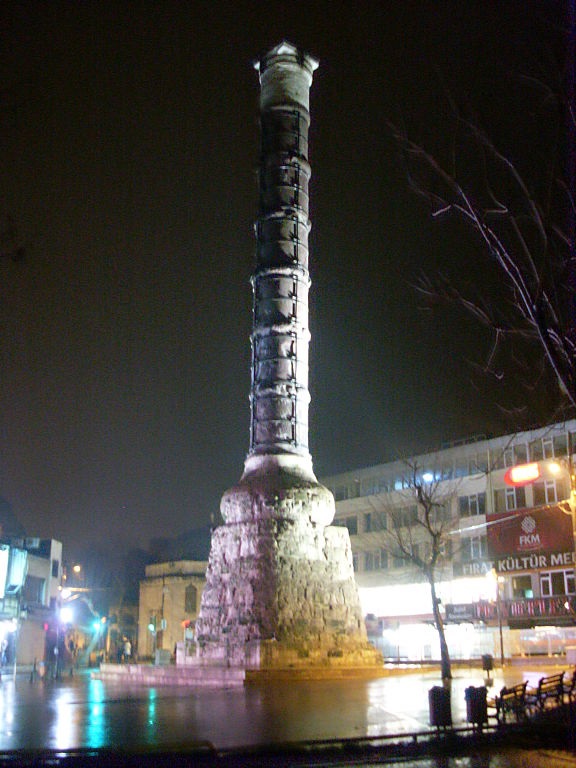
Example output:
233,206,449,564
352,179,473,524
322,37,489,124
245,42,317,480
194,43,381,674
220,41,333,528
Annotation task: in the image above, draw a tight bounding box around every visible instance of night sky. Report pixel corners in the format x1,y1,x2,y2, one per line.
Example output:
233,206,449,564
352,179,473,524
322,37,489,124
0,1,569,554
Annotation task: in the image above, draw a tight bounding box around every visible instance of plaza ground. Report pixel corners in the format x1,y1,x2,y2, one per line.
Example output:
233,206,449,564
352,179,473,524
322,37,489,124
0,657,574,765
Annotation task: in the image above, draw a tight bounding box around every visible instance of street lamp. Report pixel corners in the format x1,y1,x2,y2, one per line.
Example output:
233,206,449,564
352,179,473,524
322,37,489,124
549,456,576,569
549,458,576,504
488,569,505,667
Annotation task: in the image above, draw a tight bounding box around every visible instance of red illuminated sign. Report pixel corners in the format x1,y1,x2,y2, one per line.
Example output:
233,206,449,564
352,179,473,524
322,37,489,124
504,462,540,486
486,504,574,568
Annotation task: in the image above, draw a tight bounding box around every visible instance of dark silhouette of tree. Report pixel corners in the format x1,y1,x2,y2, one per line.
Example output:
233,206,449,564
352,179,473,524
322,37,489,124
388,30,575,414
374,462,459,680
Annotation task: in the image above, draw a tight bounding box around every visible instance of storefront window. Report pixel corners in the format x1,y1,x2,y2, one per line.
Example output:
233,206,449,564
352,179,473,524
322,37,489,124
541,570,575,596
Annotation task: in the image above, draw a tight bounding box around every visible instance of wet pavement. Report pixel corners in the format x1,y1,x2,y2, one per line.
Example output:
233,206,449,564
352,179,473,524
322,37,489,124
0,662,574,765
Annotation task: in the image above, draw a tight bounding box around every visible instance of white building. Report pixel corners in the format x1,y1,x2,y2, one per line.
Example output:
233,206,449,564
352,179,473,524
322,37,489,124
0,538,63,665
322,420,576,662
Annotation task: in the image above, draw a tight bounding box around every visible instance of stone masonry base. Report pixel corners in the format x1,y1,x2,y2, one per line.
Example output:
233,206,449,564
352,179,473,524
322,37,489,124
194,478,383,672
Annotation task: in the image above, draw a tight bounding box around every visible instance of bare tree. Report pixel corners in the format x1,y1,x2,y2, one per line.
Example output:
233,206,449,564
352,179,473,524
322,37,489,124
375,462,459,680
388,66,575,413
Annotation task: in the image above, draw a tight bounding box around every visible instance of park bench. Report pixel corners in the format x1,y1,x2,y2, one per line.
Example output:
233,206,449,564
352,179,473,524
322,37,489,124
563,668,576,703
526,672,565,713
487,681,528,723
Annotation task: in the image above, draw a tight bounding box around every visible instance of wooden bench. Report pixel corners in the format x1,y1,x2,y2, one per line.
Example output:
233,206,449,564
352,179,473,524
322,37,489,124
563,668,576,703
526,672,565,713
487,681,528,723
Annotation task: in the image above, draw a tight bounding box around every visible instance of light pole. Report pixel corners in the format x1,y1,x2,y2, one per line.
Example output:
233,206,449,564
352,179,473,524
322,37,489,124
550,450,576,596
496,574,505,667
550,453,576,517
488,568,505,667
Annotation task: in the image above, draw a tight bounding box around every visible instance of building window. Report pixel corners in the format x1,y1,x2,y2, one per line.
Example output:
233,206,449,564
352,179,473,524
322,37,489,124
468,536,486,560
184,584,197,613
530,434,568,462
334,486,348,501
497,444,529,469
431,503,451,524
22,575,45,605
554,434,569,456
376,513,387,531
364,552,374,571
51,559,60,579
512,575,533,598
363,512,372,533
540,570,575,596
345,516,358,535
494,486,526,513
380,549,389,570
378,478,392,493
392,553,405,569
441,462,453,480
459,493,486,517
530,439,544,462
533,479,568,506
503,447,515,468
352,553,359,572
392,506,418,529
454,458,469,478
473,452,489,473
505,486,526,510
361,478,378,495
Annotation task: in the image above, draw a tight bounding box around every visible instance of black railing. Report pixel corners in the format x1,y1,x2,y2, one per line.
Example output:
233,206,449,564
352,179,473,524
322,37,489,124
449,596,576,622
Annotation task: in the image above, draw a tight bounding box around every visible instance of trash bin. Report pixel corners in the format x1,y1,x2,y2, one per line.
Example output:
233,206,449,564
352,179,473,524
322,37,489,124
429,685,452,728
481,654,493,673
465,686,488,727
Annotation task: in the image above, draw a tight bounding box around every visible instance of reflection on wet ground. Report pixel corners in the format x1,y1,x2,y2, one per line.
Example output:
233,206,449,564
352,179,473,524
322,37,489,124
0,664,573,766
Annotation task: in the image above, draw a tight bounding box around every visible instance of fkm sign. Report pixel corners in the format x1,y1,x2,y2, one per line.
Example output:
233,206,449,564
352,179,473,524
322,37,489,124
487,504,574,569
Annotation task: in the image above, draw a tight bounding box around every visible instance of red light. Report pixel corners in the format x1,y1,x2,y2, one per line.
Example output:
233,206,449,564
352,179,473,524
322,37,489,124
504,462,540,486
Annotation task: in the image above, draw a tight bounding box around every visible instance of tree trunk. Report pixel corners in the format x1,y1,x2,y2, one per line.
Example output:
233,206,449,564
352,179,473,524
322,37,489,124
429,576,452,679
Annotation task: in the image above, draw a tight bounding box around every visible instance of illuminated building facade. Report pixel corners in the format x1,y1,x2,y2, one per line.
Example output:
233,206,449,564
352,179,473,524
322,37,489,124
323,420,576,660
138,560,207,662
0,538,63,666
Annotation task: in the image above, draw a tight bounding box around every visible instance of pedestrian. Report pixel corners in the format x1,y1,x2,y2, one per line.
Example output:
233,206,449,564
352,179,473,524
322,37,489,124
123,638,132,663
